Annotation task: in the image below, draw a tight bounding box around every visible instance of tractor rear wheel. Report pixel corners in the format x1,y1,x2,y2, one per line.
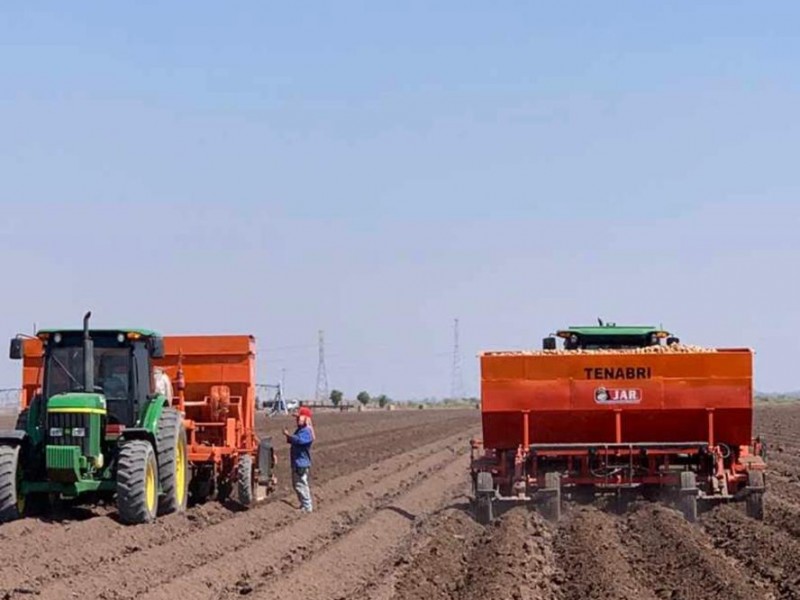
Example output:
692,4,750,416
679,471,698,523
0,446,24,523
746,470,765,520
117,441,158,524
542,472,562,521
156,408,188,516
237,454,254,507
14,409,28,432
16,395,44,434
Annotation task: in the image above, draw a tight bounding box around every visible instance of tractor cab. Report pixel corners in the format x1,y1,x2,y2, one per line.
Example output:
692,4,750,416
542,322,679,350
11,318,165,428
35,329,163,427
6,314,170,504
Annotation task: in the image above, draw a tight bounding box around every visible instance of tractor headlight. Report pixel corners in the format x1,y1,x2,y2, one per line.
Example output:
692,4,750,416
53,333,62,344
49,427,63,437
71,427,86,437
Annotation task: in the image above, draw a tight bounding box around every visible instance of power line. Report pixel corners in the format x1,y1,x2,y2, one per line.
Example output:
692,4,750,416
450,318,464,400
315,330,329,402
260,343,318,353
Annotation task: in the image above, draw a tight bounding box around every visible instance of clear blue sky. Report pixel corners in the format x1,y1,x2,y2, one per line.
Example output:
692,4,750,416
1,2,798,398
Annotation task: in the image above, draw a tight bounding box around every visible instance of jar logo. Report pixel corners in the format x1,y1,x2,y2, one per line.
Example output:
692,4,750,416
594,386,642,404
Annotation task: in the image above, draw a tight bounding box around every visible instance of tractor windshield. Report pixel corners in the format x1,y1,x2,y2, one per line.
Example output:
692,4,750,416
45,346,131,399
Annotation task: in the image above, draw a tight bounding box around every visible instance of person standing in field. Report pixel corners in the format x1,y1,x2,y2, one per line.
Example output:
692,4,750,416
283,406,314,513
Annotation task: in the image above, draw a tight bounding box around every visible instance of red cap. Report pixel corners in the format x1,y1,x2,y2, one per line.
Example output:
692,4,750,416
298,407,313,418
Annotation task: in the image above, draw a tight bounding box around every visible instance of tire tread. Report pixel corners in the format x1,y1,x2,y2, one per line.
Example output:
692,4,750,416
116,440,156,524
156,408,187,515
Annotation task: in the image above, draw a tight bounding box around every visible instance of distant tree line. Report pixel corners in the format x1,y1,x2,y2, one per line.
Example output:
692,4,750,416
328,389,392,408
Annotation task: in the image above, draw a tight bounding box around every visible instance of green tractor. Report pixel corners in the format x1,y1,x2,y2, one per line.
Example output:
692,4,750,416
542,320,680,350
0,312,188,524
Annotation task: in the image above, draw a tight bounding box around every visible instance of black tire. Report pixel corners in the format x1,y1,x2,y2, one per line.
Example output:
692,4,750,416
217,483,231,502
746,470,765,521
237,454,254,507
16,395,44,434
543,472,562,521
189,467,214,504
13,410,30,482
0,446,23,523
156,408,188,516
476,494,493,524
14,409,28,432
116,441,158,524
257,438,274,487
680,471,698,523
473,472,494,524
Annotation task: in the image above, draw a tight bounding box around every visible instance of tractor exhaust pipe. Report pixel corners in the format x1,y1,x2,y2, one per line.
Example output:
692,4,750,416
83,311,94,393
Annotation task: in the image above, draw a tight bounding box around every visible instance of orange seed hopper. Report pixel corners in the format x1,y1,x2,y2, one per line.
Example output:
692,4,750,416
155,335,273,502
481,349,753,449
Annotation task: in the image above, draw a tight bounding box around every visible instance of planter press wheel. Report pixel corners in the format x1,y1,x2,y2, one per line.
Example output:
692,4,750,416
746,470,765,521
474,472,494,525
541,472,561,522
679,471,698,523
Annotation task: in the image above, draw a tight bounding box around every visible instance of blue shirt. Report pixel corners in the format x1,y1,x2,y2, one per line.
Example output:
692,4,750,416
288,425,313,469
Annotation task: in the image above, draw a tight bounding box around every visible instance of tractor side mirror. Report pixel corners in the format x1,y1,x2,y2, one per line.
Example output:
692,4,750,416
9,338,23,360
149,337,165,359
542,337,557,351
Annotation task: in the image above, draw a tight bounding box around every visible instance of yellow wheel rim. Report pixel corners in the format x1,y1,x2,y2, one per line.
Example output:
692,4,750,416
175,438,186,507
145,458,157,514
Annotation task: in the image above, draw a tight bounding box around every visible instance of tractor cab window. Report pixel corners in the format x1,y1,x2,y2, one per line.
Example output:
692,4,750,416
97,350,131,399
45,346,132,399
45,346,84,397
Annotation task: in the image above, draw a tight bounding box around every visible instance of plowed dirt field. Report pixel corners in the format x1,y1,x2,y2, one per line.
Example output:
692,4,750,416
1,404,799,600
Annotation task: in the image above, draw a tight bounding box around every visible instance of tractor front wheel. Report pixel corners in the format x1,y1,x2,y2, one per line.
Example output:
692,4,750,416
156,408,189,516
117,441,158,524
237,454,254,507
0,446,24,523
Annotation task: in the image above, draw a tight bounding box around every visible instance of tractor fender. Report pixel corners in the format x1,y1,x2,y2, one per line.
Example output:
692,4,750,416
138,395,168,435
0,430,26,446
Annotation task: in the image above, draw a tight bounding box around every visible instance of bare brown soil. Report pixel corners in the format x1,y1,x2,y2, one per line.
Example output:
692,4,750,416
2,403,800,600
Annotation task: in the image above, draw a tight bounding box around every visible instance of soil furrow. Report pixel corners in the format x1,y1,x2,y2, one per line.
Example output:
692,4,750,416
3,400,800,600
0,412,476,596
458,507,559,600
359,505,483,600
32,429,474,600
245,453,472,600
622,505,769,600
555,505,656,600
702,505,800,599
